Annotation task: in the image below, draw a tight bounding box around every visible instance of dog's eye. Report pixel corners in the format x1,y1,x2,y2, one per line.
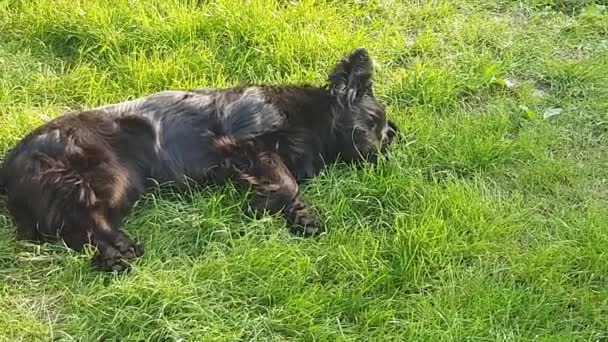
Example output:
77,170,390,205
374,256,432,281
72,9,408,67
371,111,384,122
366,117,377,128
370,110,385,121
368,114,378,124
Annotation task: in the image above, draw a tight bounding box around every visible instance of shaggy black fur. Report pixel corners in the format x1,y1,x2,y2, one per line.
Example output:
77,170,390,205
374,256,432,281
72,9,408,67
0,48,398,271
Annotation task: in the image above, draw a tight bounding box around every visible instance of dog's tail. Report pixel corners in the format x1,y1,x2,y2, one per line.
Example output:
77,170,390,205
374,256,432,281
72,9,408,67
217,88,285,142
0,152,11,195
0,164,7,195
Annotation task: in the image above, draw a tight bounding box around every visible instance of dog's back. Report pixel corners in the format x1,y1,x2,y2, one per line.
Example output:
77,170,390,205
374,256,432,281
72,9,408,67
0,86,295,248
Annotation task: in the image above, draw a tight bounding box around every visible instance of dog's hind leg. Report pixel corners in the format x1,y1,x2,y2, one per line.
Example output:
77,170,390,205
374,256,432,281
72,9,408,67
63,172,143,271
40,202,143,272
29,156,142,271
7,200,41,242
225,144,325,236
8,194,142,271
86,208,143,272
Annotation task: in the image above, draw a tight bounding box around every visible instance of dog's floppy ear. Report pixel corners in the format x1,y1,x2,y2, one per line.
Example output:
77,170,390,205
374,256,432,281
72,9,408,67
329,47,373,108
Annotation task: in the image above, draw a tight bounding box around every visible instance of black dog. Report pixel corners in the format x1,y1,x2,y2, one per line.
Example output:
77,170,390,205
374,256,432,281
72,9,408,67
0,48,397,271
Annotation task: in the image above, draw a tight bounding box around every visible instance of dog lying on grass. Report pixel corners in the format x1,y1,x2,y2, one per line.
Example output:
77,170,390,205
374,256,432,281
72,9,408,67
0,48,398,271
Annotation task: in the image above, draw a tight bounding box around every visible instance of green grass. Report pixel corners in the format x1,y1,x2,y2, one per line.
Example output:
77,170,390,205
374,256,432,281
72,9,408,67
1,0,607,340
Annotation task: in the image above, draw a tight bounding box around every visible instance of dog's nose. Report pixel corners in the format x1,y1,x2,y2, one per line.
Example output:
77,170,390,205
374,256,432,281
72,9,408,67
380,123,397,154
383,120,398,145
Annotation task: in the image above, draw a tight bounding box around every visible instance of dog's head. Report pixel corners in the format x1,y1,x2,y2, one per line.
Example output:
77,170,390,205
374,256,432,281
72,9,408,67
329,47,398,163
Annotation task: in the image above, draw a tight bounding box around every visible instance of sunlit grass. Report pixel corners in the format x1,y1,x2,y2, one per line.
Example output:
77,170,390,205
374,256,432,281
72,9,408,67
1,0,607,340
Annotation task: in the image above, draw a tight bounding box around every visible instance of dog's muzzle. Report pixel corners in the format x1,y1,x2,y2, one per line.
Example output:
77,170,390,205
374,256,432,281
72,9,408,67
381,120,398,151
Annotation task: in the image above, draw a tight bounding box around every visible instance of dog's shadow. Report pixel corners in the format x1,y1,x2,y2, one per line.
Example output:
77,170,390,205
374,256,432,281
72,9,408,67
125,182,269,259
0,171,335,278
0,194,15,264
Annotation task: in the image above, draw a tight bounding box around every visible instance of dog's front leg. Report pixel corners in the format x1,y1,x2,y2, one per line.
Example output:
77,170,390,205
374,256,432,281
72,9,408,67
232,149,324,236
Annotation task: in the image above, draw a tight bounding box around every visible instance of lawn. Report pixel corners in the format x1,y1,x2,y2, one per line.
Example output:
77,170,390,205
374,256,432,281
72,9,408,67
1,0,607,340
